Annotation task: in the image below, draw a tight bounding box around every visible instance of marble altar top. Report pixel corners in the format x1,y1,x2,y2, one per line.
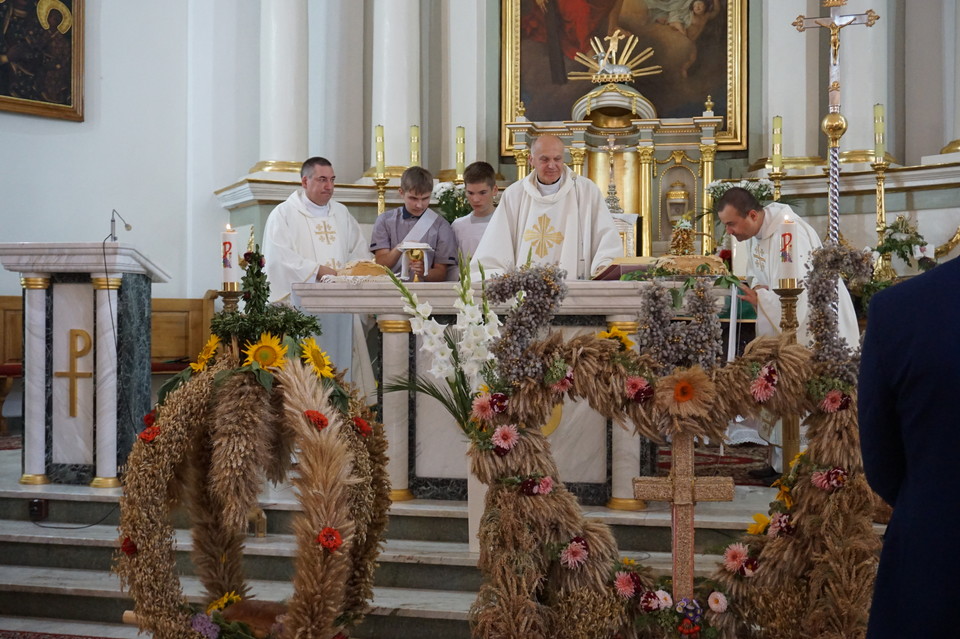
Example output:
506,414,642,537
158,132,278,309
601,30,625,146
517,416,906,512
0,242,170,282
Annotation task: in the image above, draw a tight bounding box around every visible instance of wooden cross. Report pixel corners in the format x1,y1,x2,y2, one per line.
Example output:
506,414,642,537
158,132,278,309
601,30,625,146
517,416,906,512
633,429,734,600
793,0,879,111
314,220,337,245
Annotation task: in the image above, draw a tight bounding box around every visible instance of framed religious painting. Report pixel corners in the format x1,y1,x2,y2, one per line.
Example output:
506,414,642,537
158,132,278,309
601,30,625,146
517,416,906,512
500,0,746,154
0,0,84,121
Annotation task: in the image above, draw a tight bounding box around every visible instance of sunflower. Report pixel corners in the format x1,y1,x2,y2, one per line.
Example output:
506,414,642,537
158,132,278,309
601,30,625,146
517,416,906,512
746,512,771,536
189,334,220,372
300,337,334,378
597,326,635,351
206,590,242,614
654,365,715,420
242,332,288,370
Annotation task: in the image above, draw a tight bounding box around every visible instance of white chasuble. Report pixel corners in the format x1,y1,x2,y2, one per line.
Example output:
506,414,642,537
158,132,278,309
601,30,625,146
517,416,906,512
744,201,859,349
470,166,622,279
263,190,375,401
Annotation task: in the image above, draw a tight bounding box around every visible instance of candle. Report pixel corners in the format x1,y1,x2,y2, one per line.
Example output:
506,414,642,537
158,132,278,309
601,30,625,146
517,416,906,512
772,115,783,171
873,104,885,162
778,218,799,285
221,224,239,287
455,125,465,177
726,282,739,362
375,124,385,176
410,125,420,166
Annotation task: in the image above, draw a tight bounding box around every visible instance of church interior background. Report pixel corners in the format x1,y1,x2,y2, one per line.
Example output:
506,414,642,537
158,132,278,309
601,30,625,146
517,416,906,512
1,0,959,636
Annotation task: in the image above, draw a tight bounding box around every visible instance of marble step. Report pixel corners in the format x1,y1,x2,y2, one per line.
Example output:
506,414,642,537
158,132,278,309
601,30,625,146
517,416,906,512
0,519,727,581
0,615,141,639
0,565,474,639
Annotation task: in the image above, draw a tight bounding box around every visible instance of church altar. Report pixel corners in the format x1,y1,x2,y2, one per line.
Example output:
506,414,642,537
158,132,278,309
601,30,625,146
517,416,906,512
293,278,728,509
0,243,170,486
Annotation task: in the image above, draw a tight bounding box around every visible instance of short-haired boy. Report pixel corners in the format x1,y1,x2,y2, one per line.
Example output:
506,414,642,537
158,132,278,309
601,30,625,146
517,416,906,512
451,161,499,261
370,166,458,281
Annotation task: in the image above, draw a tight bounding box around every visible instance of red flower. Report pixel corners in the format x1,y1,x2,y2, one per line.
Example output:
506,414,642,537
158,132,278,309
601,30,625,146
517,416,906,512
143,410,156,427
316,527,343,552
519,478,539,495
138,426,160,442
638,590,659,612
352,416,372,437
120,537,137,556
738,556,759,577
305,410,328,430
677,618,701,636
493,445,510,457
489,392,508,414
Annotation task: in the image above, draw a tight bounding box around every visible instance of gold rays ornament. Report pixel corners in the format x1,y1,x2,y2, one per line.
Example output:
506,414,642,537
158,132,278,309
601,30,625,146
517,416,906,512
567,29,662,84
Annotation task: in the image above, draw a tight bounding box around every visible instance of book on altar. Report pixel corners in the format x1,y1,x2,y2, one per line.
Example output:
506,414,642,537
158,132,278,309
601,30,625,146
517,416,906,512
592,256,658,281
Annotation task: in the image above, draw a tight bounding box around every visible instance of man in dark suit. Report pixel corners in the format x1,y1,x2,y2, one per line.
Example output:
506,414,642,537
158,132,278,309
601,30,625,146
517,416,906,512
859,255,960,638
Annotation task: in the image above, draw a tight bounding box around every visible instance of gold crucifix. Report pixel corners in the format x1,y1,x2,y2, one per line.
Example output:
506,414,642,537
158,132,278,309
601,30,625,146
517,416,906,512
523,214,564,258
634,429,735,600
53,329,93,418
314,220,337,245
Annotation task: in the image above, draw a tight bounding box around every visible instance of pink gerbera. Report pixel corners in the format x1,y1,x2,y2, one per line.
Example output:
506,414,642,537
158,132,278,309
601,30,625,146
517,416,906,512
491,424,520,450
750,376,776,403
471,393,494,420
560,540,589,569
722,542,749,573
811,470,832,490
625,376,644,397
538,476,554,495
819,389,844,413
552,368,574,394
613,571,636,599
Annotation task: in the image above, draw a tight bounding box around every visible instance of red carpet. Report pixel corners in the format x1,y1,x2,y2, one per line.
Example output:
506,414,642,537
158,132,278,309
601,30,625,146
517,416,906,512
0,435,21,450
657,443,771,487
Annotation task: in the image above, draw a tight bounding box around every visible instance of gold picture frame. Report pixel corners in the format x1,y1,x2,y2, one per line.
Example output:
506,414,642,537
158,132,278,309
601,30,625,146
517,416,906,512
0,0,84,121
501,0,746,154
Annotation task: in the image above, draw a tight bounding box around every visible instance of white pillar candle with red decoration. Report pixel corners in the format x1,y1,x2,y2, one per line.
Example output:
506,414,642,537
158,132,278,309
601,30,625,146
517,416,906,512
778,218,799,286
221,225,240,289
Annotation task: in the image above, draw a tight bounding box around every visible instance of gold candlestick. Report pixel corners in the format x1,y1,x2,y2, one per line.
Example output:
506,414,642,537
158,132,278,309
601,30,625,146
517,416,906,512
870,160,896,280
220,288,243,313
408,248,424,282
373,176,389,215
768,169,786,201
773,284,803,464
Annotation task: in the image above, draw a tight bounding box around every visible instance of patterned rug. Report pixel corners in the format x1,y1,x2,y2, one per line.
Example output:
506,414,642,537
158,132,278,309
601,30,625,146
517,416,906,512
0,632,113,639
657,443,772,487
0,435,21,450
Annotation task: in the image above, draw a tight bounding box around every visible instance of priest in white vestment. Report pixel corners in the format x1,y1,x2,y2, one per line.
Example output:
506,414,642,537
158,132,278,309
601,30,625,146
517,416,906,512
262,156,375,401
470,135,622,280
718,186,859,474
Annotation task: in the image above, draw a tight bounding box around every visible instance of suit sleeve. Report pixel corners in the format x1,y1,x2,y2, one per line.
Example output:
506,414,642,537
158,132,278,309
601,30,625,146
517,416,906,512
858,292,905,505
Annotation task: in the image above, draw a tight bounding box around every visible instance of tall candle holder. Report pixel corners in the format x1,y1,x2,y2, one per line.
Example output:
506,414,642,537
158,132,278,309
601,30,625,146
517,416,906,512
768,169,786,201
373,176,389,215
220,284,243,313
774,282,802,464
870,160,896,280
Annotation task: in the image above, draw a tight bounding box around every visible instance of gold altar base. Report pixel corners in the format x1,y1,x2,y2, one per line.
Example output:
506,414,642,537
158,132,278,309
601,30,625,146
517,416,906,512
838,149,897,165
248,160,302,174
90,476,121,488
19,473,50,485
606,497,646,511
389,488,415,502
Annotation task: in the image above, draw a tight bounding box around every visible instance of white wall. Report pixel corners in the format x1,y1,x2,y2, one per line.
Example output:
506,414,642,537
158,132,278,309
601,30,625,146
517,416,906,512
0,1,260,299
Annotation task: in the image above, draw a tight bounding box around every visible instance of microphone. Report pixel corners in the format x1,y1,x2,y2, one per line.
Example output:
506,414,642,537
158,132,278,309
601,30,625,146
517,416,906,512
109,209,133,241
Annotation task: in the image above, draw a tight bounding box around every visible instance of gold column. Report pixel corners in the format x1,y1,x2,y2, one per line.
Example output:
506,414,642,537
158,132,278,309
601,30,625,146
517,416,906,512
638,147,654,257
699,144,716,255
515,148,530,181
569,147,586,176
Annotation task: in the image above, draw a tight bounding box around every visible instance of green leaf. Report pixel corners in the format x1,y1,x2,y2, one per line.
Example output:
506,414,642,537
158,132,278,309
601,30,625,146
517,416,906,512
670,288,683,308
213,368,237,387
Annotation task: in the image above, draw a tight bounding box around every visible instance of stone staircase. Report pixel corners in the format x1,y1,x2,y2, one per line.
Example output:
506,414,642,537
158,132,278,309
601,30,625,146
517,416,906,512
0,449,775,638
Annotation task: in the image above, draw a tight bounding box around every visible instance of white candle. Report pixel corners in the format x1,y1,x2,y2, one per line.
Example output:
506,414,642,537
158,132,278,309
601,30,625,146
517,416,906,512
772,115,783,171
221,225,239,286
375,125,385,175
779,219,799,284
726,283,739,362
455,125,465,176
873,104,885,162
